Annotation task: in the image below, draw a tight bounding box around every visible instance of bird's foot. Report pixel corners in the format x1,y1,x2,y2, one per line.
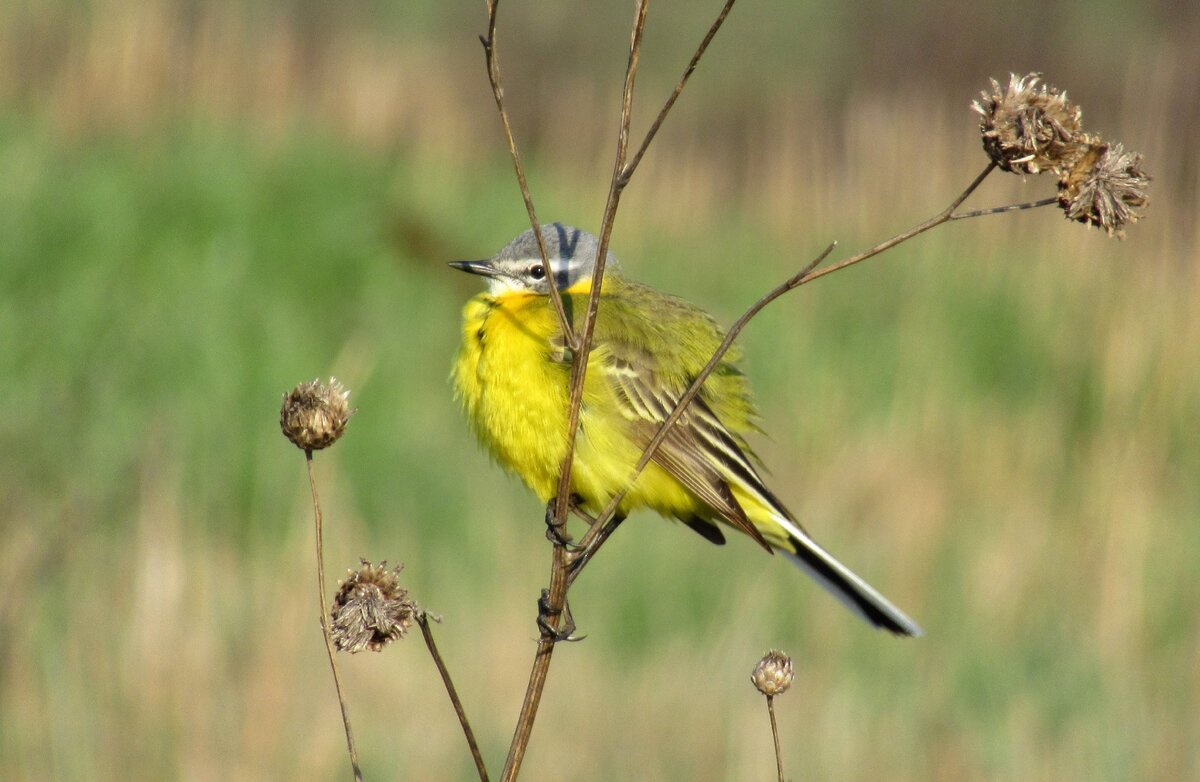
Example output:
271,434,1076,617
543,498,574,546
536,589,583,643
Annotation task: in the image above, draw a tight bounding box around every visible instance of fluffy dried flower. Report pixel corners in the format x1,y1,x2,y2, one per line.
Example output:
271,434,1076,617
280,377,354,451
974,73,1084,175
330,560,419,653
1058,139,1150,238
751,649,794,697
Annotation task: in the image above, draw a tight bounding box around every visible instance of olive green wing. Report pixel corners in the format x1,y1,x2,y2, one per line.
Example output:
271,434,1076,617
589,285,785,551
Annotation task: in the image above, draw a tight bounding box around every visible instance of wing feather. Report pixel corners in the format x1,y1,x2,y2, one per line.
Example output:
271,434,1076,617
602,352,775,551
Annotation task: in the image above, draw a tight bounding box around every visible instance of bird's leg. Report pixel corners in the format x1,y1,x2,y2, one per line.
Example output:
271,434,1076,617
545,495,598,551
536,589,582,643
543,498,574,546
566,513,627,585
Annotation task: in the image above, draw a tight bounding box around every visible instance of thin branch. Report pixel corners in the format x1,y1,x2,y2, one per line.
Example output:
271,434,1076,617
418,614,489,782
767,695,784,782
621,0,738,186
306,452,364,782
949,196,1058,220
498,541,572,782
570,241,836,561
554,0,742,536
551,0,650,525
503,6,650,781
793,160,996,286
480,0,576,350
573,162,1002,551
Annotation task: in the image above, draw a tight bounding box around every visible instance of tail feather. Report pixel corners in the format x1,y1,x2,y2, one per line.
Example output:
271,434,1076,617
780,526,923,637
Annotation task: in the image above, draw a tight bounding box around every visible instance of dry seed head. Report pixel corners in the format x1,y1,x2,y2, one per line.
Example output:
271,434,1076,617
280,377,354,451
974,73,1084,175
751,649,794,697
1057,138,1149,238
330,560,419,653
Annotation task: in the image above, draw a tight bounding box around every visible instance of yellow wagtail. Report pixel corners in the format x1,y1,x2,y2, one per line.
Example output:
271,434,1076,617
451,224,921,636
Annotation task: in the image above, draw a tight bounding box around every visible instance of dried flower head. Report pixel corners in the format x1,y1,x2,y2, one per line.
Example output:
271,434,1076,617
751,649,794,697
974,73,1084,175
280,377,354,451
330,560,419,653
1058,139,1150,238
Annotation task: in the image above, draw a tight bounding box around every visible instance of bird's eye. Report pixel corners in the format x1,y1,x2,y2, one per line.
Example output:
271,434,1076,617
528,264,546,280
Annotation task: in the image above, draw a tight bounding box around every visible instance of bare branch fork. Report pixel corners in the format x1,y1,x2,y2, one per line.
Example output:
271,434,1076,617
500,3,652,779
478,2,1069,781
570,161,1059,553
481,1,755,779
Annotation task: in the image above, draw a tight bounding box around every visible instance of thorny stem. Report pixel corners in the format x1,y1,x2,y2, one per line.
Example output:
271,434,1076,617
306,452,364,782
418,614,490,782
480,0,575,350
767,695,784,782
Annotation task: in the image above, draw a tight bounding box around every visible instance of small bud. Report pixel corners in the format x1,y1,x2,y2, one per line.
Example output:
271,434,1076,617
280,378,355,451
751,649,794,697
330,560,419,653
1057,138,1150,238
974,73,1084,175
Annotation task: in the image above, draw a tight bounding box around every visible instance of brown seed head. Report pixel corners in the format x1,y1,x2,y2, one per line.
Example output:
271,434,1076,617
974,73,1084,175
751,649,794,697
280,377,354,451
1057,138,1150,238
330,560,419,653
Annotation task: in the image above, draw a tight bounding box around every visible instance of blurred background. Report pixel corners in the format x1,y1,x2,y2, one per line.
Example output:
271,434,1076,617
1,1,1197,779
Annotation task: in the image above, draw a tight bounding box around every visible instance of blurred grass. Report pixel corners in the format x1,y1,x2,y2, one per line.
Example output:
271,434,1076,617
1,1,1198,780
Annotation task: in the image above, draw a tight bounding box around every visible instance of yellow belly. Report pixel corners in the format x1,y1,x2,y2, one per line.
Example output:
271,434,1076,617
452,291,701,518
453,292,571,500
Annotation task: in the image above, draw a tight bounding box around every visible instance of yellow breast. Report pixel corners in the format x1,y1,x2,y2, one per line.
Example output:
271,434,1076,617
452,286,707,520
452,291,572,500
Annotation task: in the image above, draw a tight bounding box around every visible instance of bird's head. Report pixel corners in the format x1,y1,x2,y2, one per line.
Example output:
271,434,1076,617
450,223,620,295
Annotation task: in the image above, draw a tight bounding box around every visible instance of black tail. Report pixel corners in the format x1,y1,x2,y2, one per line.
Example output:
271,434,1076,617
782,530,922,637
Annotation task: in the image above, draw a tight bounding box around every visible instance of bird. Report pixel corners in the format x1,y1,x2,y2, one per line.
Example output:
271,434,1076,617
450,223,921,636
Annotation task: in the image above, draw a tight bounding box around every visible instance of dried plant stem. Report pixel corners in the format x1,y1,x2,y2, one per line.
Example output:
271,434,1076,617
950,196,1058,220
497,4,743,777
499,547,569,782
481,0,575,349
500,10,652,782
551,0,649,525
621,0,737,186
576,161,1004,545
418,614,490,782
766,695,784,782
306,452,364,782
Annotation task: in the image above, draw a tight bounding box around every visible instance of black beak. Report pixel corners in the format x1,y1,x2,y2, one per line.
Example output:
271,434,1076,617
448,259,499,277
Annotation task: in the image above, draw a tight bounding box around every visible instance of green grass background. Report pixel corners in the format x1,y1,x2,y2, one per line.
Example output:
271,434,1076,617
1,1,1197,779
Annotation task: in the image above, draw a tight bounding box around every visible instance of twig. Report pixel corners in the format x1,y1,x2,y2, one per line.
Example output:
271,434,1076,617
499,4,744,776
480,0,575,350
306,452,364,782
621,0,738,187
574,162,1007,548
551,0,650,525
418,614,490,782
766,695,784,782
553,0,738,539
949,196,1058,220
